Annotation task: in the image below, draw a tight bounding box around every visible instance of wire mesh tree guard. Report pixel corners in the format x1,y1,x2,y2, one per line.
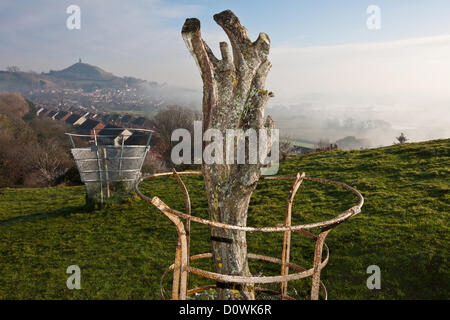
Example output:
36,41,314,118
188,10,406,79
135,169,364,300
66,128,153,206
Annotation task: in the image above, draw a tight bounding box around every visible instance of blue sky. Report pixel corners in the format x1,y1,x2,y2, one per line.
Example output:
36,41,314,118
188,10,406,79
2,0,450,77
166,0,450,46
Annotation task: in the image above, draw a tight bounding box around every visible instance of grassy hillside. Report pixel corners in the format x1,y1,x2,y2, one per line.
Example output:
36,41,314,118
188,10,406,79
49,62,115,81
0,71,58,91
0,139,448,299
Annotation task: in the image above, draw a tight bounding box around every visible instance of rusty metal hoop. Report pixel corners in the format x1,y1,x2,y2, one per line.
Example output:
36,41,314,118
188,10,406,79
135,170,363,300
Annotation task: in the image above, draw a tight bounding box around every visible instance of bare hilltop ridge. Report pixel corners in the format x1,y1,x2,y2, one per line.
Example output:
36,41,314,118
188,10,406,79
0,60,159,91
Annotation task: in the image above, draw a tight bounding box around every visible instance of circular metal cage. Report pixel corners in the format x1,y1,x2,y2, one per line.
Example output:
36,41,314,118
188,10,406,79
67,128,153,205
135,170,364,300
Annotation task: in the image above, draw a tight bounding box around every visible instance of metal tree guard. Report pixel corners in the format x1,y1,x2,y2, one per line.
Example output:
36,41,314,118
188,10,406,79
135,169,364,300
67,128,153,205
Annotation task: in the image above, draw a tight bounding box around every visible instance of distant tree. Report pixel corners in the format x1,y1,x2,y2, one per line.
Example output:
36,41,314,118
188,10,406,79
142,151,167,174
35,140,70,186
396,133,408,144
316,138,331,151
6,66,20,73
279,141,294,160
149,105,201,167
336,136,371,150
0,93,30,118
0,93,73,187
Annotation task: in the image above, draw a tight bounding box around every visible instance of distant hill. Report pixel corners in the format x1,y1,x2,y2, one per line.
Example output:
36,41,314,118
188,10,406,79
0,61,158,92
0,70,57,91
47,61,116,82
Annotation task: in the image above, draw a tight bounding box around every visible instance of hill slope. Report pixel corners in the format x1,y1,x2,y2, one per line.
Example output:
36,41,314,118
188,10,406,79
47,62,116,81
0,139,448,299
0,62,153,92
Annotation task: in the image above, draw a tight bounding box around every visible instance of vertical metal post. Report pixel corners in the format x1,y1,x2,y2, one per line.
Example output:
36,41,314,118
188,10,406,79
151,197,188,300
103,147,110,199
172,241,182,300
136,131,152,181
281,172,304,298
172,169,191,290
145,131,153,148
178,229,188,300
93,129,104,204
68,135,75,148
118,133,125,178
311,229,331,300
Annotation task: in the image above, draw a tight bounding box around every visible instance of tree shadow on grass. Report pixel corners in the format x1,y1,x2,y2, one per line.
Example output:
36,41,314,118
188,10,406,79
0,205,90,228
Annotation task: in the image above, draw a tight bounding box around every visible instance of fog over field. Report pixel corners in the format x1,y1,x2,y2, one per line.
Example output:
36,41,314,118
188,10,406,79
152,35,450,146
263,35,450,146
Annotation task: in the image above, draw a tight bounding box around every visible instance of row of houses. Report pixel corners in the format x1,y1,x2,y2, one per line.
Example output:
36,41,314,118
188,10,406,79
36,107,150,127
36,107,152,146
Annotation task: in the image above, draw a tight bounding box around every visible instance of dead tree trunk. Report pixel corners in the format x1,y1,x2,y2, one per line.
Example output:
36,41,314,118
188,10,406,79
182,10,274,300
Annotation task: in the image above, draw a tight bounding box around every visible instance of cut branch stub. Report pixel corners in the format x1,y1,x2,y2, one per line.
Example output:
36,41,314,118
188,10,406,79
182,9,273,132
182,9,274,300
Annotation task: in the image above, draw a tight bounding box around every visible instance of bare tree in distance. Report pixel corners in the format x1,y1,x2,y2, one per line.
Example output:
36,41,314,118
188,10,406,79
0,93,74,187
6,66,20,73
280,140,294,160
150,105,201,167
142,151,167,174
35,138,71,186
316,138,338,152
182,10,274,299
395,132,408,144
316,138,330,150
36,150,65,185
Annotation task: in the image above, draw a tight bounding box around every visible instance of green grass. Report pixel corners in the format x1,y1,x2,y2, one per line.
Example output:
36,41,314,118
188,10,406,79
0,139,449,299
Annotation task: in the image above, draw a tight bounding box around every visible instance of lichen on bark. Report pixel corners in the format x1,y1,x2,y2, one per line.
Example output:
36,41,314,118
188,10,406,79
182,9,274,300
